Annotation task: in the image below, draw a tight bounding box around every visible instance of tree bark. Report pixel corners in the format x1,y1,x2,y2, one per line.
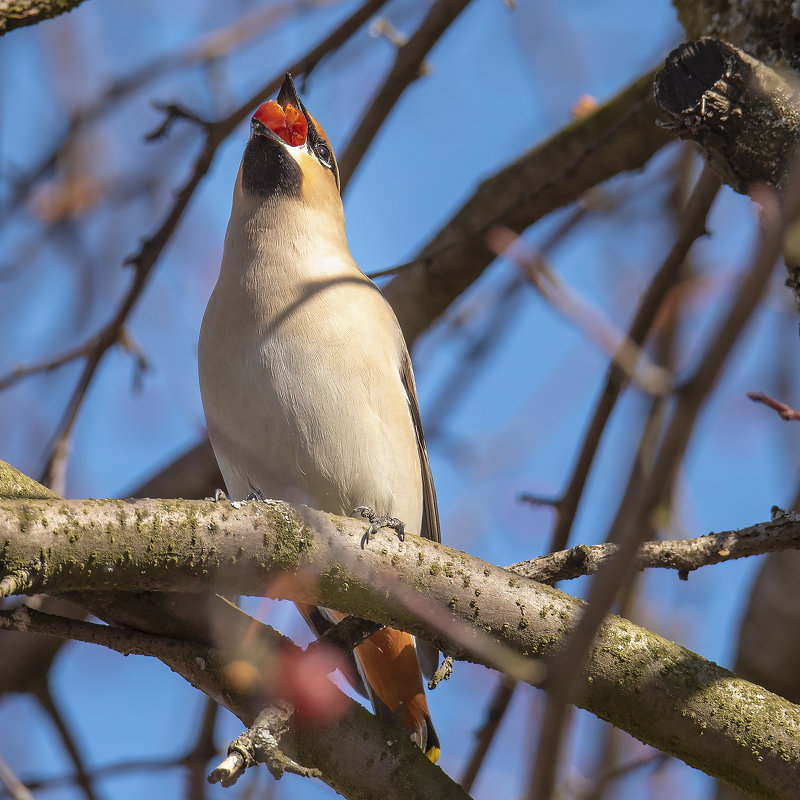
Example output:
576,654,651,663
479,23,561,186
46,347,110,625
0,0,88,36
2,475,800,798
655,38,800,306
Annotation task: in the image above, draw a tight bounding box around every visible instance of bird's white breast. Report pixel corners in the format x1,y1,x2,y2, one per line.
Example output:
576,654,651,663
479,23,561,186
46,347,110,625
198,199,423,531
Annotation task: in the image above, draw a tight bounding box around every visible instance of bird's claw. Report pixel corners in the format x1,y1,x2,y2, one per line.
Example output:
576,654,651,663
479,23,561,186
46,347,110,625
354,506,406,548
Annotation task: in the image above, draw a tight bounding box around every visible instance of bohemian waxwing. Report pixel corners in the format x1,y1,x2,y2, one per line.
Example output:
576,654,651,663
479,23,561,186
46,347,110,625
198,73,440,761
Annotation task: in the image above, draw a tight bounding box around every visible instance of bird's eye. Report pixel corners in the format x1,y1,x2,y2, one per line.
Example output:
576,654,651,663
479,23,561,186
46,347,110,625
315,142,333,167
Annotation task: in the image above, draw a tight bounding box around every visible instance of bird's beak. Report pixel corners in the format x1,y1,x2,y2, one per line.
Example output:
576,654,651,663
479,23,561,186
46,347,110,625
251,73,308,147
276,73,302,111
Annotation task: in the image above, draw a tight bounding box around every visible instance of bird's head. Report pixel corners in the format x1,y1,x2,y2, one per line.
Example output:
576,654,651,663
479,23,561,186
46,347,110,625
241,73,341,208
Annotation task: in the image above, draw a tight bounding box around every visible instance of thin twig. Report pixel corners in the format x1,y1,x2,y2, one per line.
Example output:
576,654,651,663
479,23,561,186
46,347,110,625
488,226,674,396
0,569,37,599
428,655,454,689
579,752,669,800
2,1,331,219
508,508,800,583
0,756,35,800
0,605,208,662
208,703,321,786
36,688,100,800
0,339,98,392
423,205,589,435
747,390,800,420
185,698,219,800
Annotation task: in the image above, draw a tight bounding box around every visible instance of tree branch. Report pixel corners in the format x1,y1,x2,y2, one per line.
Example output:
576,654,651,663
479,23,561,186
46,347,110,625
2,479,800,796
510,507,800,583
655,38,800,307
0,460,469,800
0,0,87,36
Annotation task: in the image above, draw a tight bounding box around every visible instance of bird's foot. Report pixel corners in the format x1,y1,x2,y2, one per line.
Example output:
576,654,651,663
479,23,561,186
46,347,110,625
354,506,406,548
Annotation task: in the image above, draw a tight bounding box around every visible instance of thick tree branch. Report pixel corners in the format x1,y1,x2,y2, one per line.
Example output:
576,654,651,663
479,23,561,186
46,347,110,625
655,38,800,306
2,482,800,796
672,0,800,65
0,461,467,800
0,0,86,36
655,39,800,196
0,591,468,800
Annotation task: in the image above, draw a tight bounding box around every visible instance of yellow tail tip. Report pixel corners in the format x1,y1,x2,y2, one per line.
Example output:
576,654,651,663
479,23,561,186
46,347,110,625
425,745,441,764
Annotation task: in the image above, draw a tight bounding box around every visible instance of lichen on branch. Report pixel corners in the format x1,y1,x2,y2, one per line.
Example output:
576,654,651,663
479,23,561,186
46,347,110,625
1,477,800,797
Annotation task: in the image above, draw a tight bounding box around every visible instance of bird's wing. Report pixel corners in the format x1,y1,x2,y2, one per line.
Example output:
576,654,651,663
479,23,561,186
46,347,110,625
399,348,441,680
400,349,440,544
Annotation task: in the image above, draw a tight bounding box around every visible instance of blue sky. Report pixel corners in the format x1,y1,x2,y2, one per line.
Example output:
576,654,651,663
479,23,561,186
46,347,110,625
2,1,798,798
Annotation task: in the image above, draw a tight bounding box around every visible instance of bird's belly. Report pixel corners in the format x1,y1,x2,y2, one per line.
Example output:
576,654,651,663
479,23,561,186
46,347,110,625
202,299,423,531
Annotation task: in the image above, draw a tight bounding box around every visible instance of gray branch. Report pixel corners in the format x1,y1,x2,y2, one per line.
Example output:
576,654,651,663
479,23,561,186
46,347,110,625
510,506,800,583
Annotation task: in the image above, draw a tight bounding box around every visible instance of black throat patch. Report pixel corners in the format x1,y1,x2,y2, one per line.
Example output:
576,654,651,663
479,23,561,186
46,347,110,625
241,133,302,199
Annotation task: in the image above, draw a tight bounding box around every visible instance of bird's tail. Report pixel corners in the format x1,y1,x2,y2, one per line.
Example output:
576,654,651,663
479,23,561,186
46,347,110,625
298,603,439,761
352,624,440,763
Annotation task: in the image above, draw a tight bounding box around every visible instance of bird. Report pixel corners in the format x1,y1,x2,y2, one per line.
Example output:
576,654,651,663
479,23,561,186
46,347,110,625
198,73,441,762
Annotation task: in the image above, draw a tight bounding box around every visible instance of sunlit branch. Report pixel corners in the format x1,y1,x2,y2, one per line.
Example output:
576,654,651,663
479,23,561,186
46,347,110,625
1,480,800,797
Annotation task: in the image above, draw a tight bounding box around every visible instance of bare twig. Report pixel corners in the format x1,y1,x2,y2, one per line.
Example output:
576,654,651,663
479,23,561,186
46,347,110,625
37,688,99,800
747,390,800,420
0,755,35,800
185,698,219,800
580,752,668,800
0,339,99,392
488,226,674,396
428,655,454,689
0,605,209,663
0,569,37,599
2,1,331,217
508,508,800,583
338,0,472,191
208,703,321,786
423,205,589,435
